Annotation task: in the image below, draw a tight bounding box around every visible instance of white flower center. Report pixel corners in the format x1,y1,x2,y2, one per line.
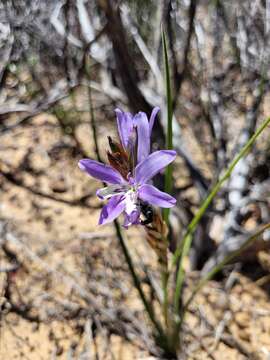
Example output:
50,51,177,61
124,189,138,215
98,183,140,217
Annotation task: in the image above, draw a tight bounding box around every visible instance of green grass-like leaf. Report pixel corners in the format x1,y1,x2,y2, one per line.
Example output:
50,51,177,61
162,28,173,225
172,116,270,324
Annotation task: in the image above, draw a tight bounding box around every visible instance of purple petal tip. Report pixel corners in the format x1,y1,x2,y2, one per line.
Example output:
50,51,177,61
96,189,103,199
115,108,121,113
78,161,86,171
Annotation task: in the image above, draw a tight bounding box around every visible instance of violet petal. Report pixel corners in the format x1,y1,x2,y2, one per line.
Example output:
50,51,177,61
135,150,177,184
138,184,176,208
149,107,160,135
134,112,150,163
115,109,133,148
78,159,124,184
98,196,125,225
123,209,140,228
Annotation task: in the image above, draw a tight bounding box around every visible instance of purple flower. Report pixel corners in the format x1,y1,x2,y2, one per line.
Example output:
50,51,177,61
78,108,177,227
79,150,176,226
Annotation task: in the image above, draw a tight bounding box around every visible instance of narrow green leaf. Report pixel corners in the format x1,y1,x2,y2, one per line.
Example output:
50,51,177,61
172,116,270,321
162,28,173,225
114,220,165,339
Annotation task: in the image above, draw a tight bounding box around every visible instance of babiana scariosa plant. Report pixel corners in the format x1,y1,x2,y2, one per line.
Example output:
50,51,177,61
78,31,270,358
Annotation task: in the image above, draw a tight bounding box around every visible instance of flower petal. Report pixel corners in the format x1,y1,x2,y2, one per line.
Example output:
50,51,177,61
98,196,125,225
96,184,128,199
134,112,150,163
138,184,176,208
135,150,177,184
123,210,140,228
78,159,124,184
115,109,133,148
149,107,160,135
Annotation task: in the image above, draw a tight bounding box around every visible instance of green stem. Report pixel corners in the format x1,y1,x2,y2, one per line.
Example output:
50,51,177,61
114,220,165,339
162,28,173,226
172,116,270,319
161,270,169,328
160,28,173,342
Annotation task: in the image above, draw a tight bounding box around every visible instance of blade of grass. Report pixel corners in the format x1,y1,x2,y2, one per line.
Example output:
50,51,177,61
160,28,174,339
172,116,270,320
162,28,173,226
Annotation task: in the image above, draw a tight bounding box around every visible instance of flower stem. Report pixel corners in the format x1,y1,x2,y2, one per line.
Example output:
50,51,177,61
162,28,173,226
161,269,169,327
114,220,166,339
161,28,173,345
172,116,270,324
